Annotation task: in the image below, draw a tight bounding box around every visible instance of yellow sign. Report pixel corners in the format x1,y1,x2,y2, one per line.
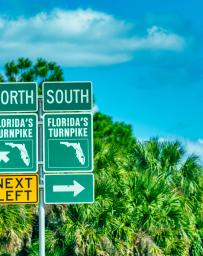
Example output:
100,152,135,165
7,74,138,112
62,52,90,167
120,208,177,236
0,175,38,204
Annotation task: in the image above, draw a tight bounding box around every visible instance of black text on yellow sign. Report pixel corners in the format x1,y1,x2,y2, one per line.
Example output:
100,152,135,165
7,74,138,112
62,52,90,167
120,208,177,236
0,175,38,204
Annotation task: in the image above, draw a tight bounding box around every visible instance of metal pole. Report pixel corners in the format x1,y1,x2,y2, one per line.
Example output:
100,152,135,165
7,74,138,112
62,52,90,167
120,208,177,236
38,96,45,256
39,165,45,256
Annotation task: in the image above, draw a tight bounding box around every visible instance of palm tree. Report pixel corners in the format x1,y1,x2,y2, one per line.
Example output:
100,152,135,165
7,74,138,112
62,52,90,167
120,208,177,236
17,58,32,70
0,74,4,82
33,58,64,94
47,62,64,82
33,58,49,82
5,61,19,82
42,134,203,255
129,138,203,255
0,205,35,255
17,58,34,82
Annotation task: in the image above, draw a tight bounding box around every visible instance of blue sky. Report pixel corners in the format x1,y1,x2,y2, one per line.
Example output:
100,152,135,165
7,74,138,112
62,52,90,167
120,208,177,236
0,0,203,160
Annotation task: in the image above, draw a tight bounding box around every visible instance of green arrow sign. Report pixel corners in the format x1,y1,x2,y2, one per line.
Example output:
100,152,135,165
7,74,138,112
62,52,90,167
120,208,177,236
0,82,37,112
44,174,94,204
44,113,93,172
43,82,92,111
0,114,38,173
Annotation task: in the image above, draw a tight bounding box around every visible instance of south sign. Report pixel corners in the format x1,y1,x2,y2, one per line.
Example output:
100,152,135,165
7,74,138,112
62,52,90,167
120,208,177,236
43,82,92,111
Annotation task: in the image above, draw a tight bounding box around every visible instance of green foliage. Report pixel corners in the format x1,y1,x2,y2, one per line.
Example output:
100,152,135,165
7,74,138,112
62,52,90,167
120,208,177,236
0,59,202,255
0,205,35,255
41,120,203,256
94,113,135,150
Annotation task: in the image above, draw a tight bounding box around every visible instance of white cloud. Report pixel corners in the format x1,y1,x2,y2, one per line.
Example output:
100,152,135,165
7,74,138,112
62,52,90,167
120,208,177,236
0,9,185,67
184,138,203,163
143,26,185,50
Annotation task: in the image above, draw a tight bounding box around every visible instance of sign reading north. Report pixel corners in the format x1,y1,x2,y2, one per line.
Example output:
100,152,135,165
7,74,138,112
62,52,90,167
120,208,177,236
0,174,38,204
44,174,94,204
0,82,37,112
0,114,37,173
44,113,93,172
43,82,92,111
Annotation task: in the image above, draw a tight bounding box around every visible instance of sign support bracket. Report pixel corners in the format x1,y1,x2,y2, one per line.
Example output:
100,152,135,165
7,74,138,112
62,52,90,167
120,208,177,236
38,96,45,256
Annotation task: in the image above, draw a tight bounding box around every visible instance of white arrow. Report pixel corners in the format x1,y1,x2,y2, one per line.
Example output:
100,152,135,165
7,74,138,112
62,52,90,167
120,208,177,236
53,180,85,197
0,151,10,163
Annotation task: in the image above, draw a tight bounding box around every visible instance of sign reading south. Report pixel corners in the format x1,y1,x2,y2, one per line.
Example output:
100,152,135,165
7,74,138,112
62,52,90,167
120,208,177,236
0,114,37,173
43,82,92,111
44,113,93,172
0,82,37,112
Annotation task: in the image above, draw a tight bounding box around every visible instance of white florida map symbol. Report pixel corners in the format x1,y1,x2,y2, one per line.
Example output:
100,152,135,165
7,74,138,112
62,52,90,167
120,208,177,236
0,143,30,166
60,141,85,165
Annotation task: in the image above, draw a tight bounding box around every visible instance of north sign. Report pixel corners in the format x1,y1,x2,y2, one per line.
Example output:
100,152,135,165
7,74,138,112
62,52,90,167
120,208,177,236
44,174,94,204
0,114,38,173
0,174,39,204
0,82,38,112
44,113,93,172
43,82,92,111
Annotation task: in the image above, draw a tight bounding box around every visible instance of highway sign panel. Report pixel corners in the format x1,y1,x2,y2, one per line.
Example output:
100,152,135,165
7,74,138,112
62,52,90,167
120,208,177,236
43,81,92,111
0,114,38,173
44,174,94,204
0,82,37,112
0,174,38,204
44,113,93,172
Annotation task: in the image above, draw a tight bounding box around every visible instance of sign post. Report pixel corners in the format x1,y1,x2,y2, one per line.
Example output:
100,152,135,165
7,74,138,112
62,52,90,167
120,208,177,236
38,96,45,256
43,81,94,208
0,81,94,256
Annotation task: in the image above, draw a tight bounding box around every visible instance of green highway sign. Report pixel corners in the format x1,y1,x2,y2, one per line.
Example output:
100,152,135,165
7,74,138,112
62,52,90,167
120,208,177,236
0,114,38,173
0,82,37,112
43,82,92,111
44,113,93,172
44,174,94,204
